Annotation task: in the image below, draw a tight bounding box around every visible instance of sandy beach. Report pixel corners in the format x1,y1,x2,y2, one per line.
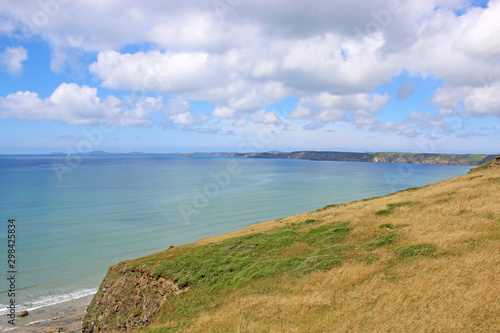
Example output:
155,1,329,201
1,294,93,333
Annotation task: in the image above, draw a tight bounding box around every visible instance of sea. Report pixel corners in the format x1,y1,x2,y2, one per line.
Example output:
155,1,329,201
0,155,472,326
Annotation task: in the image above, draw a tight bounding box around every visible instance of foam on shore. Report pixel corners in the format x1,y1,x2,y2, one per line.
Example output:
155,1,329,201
0,292,94,332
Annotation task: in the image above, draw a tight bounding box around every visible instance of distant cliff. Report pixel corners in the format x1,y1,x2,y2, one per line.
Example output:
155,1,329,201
237,151,497,166
50,150,498,166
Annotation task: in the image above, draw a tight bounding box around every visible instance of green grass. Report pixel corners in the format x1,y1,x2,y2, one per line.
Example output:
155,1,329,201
365,233,397,249
376,202,412,216
146,221,353,329
379,223,394,229
292,219,318,228
299,222,350,245
396,244,435,257
155,223,351,292
144,221,421,330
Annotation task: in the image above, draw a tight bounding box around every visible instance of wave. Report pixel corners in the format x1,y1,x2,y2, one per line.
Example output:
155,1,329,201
0,288,97,316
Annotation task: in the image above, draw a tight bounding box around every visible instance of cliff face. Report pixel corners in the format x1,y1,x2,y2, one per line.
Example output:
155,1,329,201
82,263,187,332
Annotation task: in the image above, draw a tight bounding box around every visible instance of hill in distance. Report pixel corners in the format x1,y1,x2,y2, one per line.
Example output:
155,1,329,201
50,150,498,166
83,159,500,332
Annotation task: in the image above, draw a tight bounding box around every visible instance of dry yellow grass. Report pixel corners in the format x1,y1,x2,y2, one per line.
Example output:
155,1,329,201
135,165,500,333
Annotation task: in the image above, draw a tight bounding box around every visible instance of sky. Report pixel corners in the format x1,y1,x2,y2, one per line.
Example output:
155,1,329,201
0,0,499,154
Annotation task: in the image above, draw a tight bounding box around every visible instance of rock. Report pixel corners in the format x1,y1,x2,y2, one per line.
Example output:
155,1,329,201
17,310,29,317
43,328,60,333
82,268,188,332
490,156,500,167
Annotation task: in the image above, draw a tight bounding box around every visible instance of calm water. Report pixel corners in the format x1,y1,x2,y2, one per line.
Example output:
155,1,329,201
0,155,471,319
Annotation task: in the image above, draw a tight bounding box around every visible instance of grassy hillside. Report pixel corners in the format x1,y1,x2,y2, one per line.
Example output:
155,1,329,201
83,162,500,332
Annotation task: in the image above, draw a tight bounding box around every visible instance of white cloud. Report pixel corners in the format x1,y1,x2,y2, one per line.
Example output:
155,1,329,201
315,109,345,123
212,107,235,119
401,3,500,87
90,50,216,94
232,118,247,127
1,0,499,141
0,46,28,75
0,16,14,34
432,85,473,109
458,1,500,59
170,112,207,126
281,33,395,93
0,83,157,126
249,109,282,125
431,81,500,117
464,82,500,116
165,97,208,126
148,12,239,52
313,92,389,112
294,92,389,126
289,105,311,119
370,121,416,137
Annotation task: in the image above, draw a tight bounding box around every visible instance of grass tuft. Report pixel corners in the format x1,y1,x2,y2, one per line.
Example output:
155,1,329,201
299,222,350,245
396,244,435,257
365,233,396,249
376,202,412,216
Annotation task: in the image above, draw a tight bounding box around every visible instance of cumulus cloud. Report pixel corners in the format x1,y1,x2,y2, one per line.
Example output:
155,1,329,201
432,85,473,109
212,107,235,119
464,82,500,116
249,109,283,125
289,105,311,119
1,0,499,139
370,121,417,137
0,83,158,126
0,46,28,75
170,112,207,126
165,97,208,126
458,1,500,59
232,118,247,127
315,109,345,123
431,81,500,117
293,92,389,126
90,50,217,94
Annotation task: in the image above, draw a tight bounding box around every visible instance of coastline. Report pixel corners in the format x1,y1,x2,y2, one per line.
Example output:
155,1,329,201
0,156,482,332
43,150,497,166
82,162,500,332
0,294,93,333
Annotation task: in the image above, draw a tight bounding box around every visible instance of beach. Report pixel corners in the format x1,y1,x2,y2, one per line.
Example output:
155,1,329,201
1,294,93,333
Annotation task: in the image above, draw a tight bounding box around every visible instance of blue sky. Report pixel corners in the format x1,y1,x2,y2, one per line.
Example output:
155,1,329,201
0,0,499,154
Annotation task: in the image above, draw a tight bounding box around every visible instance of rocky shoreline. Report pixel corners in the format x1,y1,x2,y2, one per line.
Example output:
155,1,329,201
3,295,93,333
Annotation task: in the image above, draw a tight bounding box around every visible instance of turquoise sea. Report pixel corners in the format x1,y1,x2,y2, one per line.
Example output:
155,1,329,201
0,155,471,323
